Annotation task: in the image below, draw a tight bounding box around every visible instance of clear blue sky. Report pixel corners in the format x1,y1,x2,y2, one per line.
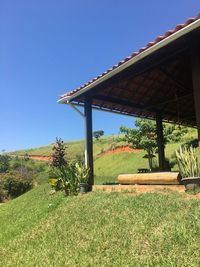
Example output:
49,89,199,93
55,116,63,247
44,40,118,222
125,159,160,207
0,0,199,151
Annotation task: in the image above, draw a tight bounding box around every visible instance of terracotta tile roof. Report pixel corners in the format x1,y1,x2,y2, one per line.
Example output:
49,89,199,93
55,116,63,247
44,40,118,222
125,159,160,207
60,13,200,100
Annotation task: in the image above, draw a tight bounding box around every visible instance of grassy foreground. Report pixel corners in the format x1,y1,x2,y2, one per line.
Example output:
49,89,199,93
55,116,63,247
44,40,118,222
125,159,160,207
0,184,200,266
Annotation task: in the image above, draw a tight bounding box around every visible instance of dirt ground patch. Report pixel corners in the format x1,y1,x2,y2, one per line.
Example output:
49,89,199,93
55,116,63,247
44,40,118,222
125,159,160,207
99,146,143,156
10,155,51,161
182,192,200,199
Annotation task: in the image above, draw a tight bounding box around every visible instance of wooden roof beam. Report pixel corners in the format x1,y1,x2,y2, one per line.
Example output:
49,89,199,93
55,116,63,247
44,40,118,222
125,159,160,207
158,67,191,92
144,93,192,110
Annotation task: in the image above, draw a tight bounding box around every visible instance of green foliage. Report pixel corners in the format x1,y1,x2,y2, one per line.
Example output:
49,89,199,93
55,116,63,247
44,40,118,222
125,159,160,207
60,162,80,195
50,138,67,169
10,130,197,185
0,171,34,201
120,119,190,170
176,145,200,178
49,138,80,195
120,119,158,170
4,173,33,198
0,155,48,202
164,124,188,142
93,130,104,140
0,154,10,173
49,162,90,195
10,156,47,173
11,135,126,161
75,162,90,183
48,178,58,187
0,181,7,202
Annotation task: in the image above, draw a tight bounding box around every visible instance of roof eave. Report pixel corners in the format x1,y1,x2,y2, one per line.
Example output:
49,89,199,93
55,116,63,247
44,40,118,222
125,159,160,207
58,18,200,105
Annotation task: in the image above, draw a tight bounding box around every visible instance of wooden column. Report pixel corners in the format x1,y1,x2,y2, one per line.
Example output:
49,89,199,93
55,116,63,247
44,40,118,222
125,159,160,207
84,97,94,190
156,113,165,171
191,41,200,147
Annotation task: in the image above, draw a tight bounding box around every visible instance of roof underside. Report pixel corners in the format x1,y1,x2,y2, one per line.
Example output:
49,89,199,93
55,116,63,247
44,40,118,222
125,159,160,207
59,14,200,127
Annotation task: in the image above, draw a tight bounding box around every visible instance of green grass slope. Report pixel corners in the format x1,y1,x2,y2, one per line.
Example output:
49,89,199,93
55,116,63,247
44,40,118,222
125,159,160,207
12,130,198,184
12,135,124,159
94,142,193,184
0,185,200,266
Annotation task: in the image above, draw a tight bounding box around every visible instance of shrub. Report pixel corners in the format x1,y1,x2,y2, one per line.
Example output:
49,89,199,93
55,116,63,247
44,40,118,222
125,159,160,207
0,170,34,200
0,180,7,202
176,145,200,178
0,154,10,173
49,162,80,195
75,163,90,183
49,138,79,195
49,138,90,196
49,161,90,195
62,162,79,195
11,156,47,173
50,138,67,169
93,130,104,140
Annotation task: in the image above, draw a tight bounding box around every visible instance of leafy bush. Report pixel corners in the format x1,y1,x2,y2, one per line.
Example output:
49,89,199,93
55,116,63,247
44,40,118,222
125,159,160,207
93,130,104,140
49,162,80,195
176,146,200,178
0,180,7,202
0,154,10,173
0,170,35,201
10,156,47,173
49,139,91,195
50,138,67,169
49,138,79,195
75,163,89,183
62,162,79,195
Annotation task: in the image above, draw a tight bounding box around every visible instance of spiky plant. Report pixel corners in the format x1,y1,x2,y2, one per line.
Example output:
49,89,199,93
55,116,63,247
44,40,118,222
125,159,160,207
75,163,90,183
175,146,200,178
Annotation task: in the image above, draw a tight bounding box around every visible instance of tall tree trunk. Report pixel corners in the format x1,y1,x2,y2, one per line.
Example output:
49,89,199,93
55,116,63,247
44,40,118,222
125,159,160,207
147,150,152,171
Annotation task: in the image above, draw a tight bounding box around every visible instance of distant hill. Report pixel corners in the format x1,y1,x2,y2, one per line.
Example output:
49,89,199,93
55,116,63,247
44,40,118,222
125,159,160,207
11,135,125,160
11,130,198,184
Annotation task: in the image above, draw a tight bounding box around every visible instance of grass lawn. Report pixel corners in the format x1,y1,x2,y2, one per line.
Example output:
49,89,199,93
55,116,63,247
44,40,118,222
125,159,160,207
0,184,200,266
94,141,185,184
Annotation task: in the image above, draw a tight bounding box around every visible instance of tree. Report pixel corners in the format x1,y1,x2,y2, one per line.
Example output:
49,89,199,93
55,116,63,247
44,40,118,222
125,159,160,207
0,154,10,173
120,120,157,170
49,138,79,195
163,124,188,142
93,130,104,140
120,119,188,170
50,138,67,169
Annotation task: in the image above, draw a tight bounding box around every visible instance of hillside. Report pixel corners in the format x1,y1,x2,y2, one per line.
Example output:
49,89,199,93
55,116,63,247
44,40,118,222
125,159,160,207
11,130,198,184
12,135,125,159
1,129,199,266
0,184,200,266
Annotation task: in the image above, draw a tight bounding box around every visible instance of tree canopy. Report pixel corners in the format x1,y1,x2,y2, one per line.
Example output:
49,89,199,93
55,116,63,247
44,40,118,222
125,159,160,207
120,119,189,170
93,130,104,140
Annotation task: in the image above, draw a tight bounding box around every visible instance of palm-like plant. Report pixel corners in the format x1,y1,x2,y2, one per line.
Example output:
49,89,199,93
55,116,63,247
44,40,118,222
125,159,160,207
176,146,200,178
75,163,90,183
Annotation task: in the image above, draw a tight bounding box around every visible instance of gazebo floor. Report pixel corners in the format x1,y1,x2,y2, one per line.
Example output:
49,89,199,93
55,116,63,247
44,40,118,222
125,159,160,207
93,184,185,193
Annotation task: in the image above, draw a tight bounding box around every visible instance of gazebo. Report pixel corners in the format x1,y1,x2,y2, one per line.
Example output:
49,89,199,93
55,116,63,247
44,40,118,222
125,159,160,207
58,14,200,190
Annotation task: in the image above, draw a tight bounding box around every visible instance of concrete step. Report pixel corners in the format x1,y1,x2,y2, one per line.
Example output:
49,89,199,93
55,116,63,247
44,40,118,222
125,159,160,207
93,184,185,193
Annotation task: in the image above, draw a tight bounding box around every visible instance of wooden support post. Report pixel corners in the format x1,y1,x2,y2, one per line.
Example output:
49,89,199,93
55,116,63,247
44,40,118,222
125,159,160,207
156,113,165,171
191,41,200,147
84,97,94,190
